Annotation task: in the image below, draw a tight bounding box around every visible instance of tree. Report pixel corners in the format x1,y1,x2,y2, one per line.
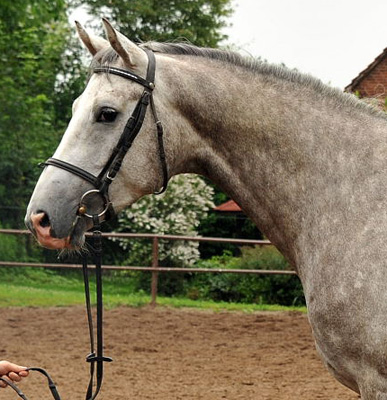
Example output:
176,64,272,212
0,0,85,227
71,0,233,47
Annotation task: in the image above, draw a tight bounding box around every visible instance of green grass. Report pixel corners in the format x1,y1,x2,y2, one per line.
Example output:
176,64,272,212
0,283,306,313
0,267,306,313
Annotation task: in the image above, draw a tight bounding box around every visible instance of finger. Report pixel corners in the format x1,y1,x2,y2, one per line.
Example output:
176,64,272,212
18,370,29,378
7,372,22,382
0,377,11,388
5,362,28,374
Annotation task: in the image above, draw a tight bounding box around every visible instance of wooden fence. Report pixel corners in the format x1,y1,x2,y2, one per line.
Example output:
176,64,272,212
0,229,297,305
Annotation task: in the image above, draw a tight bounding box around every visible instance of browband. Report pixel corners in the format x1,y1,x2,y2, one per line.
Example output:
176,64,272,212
93,66,155,91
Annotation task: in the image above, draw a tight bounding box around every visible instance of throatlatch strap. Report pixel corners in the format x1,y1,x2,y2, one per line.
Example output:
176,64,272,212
149,94,168,194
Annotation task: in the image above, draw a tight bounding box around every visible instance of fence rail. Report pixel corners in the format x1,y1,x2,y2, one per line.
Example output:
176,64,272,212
0,229,297,305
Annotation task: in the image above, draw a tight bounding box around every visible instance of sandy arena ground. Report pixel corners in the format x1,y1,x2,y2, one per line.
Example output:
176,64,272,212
0,306,359,399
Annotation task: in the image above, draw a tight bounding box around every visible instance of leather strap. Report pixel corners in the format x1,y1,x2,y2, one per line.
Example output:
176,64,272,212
1,368,61,400
98,91,151,196
0,377,28,400
3,226,112,400
82,220,112,400
42,158,101,188
150,95,168,194
94,66,155,91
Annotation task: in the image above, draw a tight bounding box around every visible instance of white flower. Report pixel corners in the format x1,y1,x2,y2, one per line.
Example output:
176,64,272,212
113,174,214,266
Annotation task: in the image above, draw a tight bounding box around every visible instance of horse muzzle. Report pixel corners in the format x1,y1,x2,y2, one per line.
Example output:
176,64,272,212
29,212,72,249
25,189,109,250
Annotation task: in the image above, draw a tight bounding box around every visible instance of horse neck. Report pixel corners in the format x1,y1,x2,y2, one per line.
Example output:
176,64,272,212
162,55,387,267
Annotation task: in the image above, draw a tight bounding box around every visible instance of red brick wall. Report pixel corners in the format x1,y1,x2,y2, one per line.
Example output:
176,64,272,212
352,57,387,98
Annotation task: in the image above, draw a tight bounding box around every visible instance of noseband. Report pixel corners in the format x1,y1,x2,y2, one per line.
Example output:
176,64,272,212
40,48,168,221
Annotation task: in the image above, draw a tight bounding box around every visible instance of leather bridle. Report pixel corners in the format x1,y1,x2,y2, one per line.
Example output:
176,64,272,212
41,48,168,222
3,49,168,400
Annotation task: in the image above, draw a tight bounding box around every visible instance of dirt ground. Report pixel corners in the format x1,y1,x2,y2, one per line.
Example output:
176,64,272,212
0,306,359,400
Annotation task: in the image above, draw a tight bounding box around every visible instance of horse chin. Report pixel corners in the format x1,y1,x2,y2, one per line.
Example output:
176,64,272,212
66,218,88,250
35,235,72,250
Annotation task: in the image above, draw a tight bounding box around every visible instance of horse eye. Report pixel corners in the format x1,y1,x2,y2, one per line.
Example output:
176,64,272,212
97,107,118,123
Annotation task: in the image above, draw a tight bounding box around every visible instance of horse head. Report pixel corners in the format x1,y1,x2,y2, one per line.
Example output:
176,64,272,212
25,19,174,249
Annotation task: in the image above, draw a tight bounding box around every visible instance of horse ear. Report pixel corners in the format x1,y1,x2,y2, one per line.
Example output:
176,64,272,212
102,17,147,69
75,21,109,56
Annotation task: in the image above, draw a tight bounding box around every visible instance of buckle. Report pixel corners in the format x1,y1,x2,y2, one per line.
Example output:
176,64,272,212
105,171,115,183
86,353,113,363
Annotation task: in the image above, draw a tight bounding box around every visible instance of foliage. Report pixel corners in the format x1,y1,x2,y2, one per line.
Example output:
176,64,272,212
193,178,263,258
198,211,262,258
195,178,263,258
112,175,214,297
0,272,306,312
114,174,214,268
72,0,233,47
0,233,42,263
0,231,29,262
0,0,85,227
187,246,305,306
0,245,305,308
0,263,306,311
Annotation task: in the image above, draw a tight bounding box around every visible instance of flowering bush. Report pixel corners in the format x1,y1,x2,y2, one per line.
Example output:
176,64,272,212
114,174,214,267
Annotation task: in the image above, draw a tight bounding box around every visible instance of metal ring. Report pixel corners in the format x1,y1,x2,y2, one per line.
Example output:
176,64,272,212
79,189,111,219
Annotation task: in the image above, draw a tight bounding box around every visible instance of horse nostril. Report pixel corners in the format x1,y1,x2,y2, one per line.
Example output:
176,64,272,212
32,211,51,229
39,213,51,228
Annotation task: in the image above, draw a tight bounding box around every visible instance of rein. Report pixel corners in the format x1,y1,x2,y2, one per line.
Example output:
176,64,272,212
82,217,112,400
4,49,167,399
1,225,110,400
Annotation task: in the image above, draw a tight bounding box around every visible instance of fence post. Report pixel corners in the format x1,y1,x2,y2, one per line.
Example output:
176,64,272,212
150,237,159,307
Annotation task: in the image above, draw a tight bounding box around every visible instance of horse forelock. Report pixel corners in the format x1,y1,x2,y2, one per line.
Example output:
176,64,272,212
88,47,120,77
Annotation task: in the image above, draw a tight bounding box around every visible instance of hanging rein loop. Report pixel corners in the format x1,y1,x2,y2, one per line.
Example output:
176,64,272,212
0,368,60,400
82,215,113,400
2,218,110,400
1,368,61,400
2,223,111,400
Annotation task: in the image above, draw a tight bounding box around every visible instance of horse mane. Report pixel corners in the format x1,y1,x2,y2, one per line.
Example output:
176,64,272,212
91,42,387,120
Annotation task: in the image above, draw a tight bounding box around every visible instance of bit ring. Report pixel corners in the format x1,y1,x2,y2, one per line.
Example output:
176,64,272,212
78,189,111,219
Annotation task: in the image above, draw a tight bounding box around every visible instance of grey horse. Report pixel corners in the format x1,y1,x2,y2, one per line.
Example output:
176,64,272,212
25,19,387,399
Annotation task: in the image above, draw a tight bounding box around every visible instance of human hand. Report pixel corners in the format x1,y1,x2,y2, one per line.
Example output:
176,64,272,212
0,361,29,388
